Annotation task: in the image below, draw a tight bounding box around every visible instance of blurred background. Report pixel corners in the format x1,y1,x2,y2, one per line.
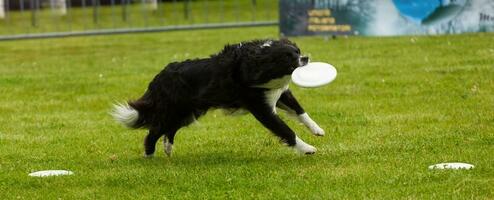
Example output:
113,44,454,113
1,0,493,40
0,0,277,39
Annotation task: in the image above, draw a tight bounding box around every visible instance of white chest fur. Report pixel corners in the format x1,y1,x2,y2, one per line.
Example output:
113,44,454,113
264,84,289,113
223,85,287,115
253,75,291,113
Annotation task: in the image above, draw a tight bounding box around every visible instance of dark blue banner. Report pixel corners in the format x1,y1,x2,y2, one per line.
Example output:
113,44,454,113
280,0,494,36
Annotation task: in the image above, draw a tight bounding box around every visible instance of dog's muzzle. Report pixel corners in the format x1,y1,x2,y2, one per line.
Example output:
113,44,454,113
299,56,310,67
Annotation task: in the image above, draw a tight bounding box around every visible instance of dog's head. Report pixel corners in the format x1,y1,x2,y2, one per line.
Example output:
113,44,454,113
231,39,309,88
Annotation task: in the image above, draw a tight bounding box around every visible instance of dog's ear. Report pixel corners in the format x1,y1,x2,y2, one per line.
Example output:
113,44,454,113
279,37,292,44
279,38,298,48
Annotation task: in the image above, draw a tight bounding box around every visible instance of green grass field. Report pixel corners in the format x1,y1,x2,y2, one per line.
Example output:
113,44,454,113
0,27,493,199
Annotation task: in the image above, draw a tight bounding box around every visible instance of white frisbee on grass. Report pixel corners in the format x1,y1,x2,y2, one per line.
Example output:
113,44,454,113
428,162,474,170
292,62,337,88
28,170,74,177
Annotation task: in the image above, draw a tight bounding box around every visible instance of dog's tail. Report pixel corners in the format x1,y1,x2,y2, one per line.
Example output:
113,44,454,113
111,99,150,129
111,103,140,128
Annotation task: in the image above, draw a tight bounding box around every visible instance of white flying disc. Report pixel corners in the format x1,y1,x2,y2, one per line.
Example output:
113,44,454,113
292,62,337,87
428,163,474,170
28,170,74,177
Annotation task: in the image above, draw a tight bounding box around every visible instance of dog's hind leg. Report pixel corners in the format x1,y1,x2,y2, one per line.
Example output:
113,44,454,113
144,127,164,158
162,114,192,156
277,90,325,136
162,110,204,156
163,129,177,156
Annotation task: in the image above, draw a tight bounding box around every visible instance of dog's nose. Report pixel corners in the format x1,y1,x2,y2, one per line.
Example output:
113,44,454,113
300,56,309,66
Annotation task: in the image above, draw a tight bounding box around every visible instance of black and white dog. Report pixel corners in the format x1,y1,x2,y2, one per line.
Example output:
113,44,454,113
112,39,325,156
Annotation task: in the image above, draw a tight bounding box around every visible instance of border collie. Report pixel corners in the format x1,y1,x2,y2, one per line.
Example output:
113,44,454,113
112,39,325,156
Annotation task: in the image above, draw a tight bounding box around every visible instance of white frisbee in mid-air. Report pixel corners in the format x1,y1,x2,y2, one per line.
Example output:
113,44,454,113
292,62,337,88
28,170,74,177
428,163,474,170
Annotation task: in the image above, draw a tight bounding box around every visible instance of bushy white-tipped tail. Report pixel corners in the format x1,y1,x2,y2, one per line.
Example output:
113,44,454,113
111,103,139,128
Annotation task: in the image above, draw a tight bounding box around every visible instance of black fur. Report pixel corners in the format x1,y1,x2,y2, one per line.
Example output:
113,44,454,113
121,39,311,155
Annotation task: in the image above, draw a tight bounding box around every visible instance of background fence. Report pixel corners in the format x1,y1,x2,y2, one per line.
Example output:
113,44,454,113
0,0,279,40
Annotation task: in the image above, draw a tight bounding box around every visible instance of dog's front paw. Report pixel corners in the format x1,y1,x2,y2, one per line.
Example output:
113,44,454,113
143,153,154,158
298,113,325,136
310,125,325,136
294,137,317,155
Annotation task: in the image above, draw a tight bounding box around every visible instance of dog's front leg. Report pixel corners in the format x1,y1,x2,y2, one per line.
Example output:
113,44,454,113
245,101,316,154
277,90,325,136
